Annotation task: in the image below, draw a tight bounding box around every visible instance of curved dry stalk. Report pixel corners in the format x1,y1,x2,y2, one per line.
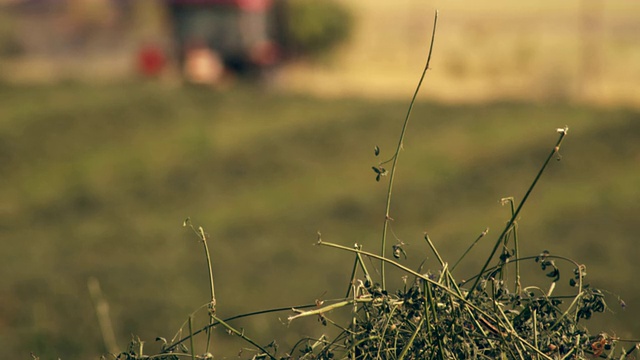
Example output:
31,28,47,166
380,10,439,290
466,127,568,299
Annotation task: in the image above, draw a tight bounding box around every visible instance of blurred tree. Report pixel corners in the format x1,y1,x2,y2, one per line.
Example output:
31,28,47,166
278,0,353,58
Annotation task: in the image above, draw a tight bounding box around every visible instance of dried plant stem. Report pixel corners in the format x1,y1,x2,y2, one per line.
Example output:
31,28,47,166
380,10,439,290
188,315,196,360
466,128,568,299
317,239,556,359
197,226,216,353
288,299,357,322
318,240,489,317
87,277,119,355
533,309,540,360
397,316,425,360
376,304,400,359
345,247,371,298
451,228,489,272
212,315,277,360
501,197,522,293
163,302,322,354
198,227,216,310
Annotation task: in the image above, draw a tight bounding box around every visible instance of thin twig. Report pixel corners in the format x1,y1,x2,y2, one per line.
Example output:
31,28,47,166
451,228,489,272
213,315,277,360
380,10,439,290
162,302,329,354
197,226,216,353
466,127,568,299
87,277,119,355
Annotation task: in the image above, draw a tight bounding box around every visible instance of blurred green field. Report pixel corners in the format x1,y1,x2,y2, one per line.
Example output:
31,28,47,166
1,83,639,358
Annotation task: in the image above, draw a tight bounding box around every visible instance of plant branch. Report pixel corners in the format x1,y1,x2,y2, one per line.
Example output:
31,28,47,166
466,127,568,299
380,10,439,290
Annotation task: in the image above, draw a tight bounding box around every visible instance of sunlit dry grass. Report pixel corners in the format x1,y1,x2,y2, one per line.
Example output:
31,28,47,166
282,0,640,106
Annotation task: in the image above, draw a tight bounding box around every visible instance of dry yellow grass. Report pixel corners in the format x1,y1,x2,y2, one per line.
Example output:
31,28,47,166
280,0,640,107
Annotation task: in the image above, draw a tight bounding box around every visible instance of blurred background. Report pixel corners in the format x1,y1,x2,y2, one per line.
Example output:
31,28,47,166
0,0,639,358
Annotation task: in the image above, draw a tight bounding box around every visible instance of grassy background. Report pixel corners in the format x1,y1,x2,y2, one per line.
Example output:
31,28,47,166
1,83,639,358
283,0,640,106
2,1,639,106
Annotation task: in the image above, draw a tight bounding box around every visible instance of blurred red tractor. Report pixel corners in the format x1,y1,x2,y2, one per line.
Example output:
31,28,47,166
165,0,281,83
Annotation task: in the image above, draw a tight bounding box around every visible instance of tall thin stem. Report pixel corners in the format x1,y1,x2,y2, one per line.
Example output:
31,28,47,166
380,10,439,290
184,218,217,354
198,226,216,353
466,128,568,299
